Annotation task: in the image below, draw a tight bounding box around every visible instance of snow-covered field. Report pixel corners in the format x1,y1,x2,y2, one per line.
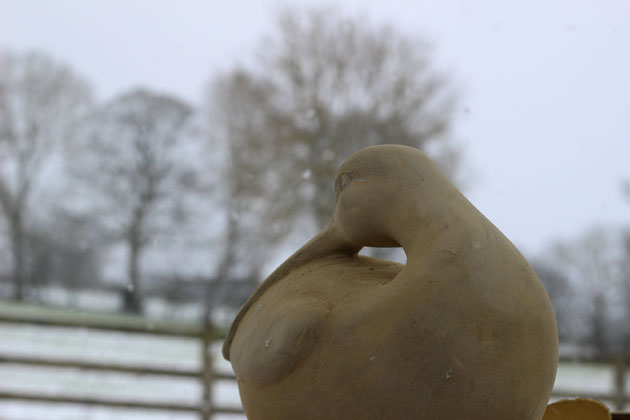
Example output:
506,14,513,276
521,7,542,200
0,309,628,419
0,318,245,420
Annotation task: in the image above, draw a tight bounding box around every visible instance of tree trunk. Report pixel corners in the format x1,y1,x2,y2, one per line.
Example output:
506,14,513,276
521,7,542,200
123,233,143,313
204,211,238,323
623,233,630,354
10,211,26,301
591,293,608,357
313,176,333,230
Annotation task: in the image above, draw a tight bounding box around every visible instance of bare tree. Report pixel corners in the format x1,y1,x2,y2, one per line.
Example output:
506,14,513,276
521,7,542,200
68,88,202,312
0,50,93,300
620,234,630,351
620,180,630,350
531,260,573,341
549,227,625,356
205,6,459,280
25,211,102,305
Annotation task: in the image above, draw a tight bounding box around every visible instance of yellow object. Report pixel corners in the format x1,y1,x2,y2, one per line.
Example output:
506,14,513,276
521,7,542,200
543,399,611,420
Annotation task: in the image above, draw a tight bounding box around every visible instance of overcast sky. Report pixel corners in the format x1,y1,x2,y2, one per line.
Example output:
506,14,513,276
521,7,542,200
2,0,629,258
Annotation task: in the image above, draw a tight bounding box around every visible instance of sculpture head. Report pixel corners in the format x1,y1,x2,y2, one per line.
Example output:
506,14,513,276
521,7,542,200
329,144,458,251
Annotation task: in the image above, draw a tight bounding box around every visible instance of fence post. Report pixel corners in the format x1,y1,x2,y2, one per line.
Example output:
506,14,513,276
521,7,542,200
201,326,214,420
614,357,627,411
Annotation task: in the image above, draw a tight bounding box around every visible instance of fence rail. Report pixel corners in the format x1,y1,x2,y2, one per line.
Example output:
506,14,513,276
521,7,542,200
0,305,628,418
0,306,243,419
551,356,628,411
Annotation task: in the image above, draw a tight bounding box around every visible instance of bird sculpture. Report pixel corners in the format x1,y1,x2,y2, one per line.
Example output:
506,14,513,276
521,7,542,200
223,144,559,420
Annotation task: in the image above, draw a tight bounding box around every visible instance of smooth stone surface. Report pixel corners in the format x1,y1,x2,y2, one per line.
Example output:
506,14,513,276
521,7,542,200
224,145,559,420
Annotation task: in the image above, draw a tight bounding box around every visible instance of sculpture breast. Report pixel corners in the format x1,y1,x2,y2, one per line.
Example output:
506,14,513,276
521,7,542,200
224,145,559,420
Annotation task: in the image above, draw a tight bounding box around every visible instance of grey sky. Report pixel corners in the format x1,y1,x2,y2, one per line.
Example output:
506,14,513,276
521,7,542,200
2,0,629,257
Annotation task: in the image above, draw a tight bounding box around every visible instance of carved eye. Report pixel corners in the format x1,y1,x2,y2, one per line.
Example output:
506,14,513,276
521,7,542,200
335,172,353,197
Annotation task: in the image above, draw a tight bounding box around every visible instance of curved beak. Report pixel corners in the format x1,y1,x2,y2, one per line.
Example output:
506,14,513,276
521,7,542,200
222,223,359,360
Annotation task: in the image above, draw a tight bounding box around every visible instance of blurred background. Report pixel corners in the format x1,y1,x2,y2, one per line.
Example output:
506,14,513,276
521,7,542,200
0,0,629,418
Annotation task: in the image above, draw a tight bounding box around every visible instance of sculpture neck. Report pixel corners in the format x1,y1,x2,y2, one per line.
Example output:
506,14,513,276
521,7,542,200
377,189,465,266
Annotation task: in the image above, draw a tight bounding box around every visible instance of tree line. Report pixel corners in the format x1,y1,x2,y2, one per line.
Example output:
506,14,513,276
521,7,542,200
0,6,628,356
0,8,457,312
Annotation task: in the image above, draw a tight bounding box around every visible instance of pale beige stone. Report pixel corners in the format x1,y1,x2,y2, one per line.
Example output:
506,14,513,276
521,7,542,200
224,145,559,420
